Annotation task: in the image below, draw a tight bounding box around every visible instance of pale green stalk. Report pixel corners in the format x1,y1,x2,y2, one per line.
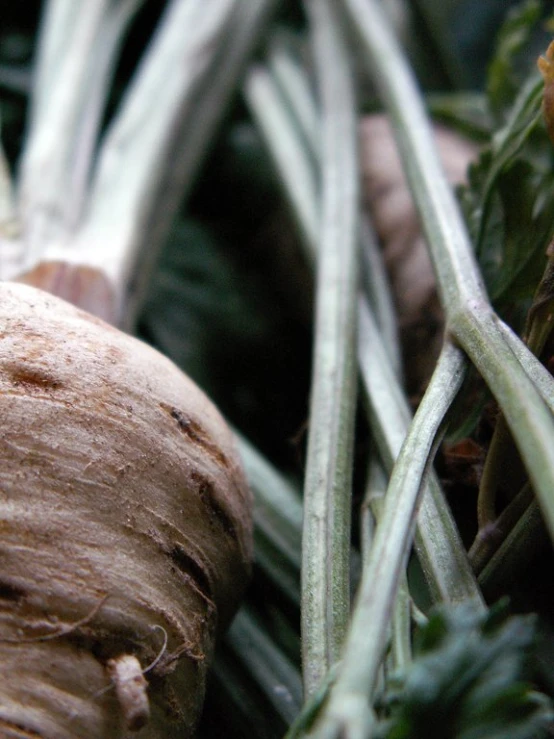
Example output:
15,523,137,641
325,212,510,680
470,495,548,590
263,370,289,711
243,65,319,261
358,301,483,608
244,13,484,733
300,0,359,697
362,460,412,672
359,216,402,378
244,40,481,607
266,34,401,372
343,0,554,541
18,0,144,264
313,342,468,739
225,608,303,725
237,434,302,604
498,318,554,414
268,33,320,161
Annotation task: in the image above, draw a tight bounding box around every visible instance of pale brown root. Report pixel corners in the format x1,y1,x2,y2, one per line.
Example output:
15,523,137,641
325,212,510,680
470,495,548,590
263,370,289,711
0,282,253,737
107,655,150,732
14,262,117,325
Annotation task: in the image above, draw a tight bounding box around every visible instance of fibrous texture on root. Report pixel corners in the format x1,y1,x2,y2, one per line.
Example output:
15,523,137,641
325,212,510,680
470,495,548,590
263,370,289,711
0,282,252,738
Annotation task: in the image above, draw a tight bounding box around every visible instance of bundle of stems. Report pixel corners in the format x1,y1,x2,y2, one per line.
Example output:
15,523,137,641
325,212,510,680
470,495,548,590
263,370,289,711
243,0,554,737
1,0,278,326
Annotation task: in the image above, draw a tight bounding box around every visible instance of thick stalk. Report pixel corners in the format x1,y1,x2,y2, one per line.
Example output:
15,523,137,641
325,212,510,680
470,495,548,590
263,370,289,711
300,0,359,697
18,0,144,264
11,0,278,328
51,0,235,321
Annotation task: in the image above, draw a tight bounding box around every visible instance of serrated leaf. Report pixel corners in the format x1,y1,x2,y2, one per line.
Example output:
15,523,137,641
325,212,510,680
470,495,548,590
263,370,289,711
379,602,553,739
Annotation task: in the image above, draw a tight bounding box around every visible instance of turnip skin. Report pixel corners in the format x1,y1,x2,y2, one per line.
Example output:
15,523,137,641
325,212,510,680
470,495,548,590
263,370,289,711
0,282,252,737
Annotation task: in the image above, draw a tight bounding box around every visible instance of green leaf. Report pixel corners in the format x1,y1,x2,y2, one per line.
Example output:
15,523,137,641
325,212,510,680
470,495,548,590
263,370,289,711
486,0,543,124
457,70,553,327
379,602,553,739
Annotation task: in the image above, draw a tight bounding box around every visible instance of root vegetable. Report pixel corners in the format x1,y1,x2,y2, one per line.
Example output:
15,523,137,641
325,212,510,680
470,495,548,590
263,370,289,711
0,281,253,737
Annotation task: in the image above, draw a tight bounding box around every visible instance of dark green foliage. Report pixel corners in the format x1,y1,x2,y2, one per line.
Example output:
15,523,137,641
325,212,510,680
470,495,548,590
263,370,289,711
377,602,553,739
486,0,544,123
448,3,554,324
458,73,554,318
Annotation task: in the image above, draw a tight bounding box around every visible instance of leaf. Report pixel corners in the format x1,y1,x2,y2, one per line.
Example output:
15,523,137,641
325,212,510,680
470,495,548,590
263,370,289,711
378,602,554,739
486,0,543,124
458,69,553,326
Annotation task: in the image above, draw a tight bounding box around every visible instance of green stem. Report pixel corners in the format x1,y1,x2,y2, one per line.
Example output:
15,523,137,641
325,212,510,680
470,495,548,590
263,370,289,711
343,0,554,543
476,254,554,531
476,416,521,529
359,216,402,379
362,460,412,672
312,341,467,738
454,309,554,540
237,434,302,604
268,32,320,162
243,65,318,261
245,36,480,610
498,319,554,414
358,302,483,608
225,608,303,725
478,499,548,602
300,0,359,698
469,483,533,575
264,33,402,374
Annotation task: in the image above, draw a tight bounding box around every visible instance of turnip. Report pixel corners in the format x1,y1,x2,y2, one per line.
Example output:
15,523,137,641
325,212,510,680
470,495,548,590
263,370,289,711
0,0,276,735
0,282,252,737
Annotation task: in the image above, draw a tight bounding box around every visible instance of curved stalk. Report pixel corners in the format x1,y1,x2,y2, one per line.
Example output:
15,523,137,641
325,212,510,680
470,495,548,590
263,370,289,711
313,341,467,738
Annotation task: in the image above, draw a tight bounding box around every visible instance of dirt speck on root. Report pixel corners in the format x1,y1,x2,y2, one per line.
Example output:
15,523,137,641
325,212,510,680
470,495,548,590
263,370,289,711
4,364,62,392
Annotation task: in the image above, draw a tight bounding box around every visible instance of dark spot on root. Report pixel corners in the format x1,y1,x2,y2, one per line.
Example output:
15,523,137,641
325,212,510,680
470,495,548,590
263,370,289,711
169,544,213,604
0,581,26,602
159,403,229,468
0,718,45,737
190,471,239,543
5,364,62,391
